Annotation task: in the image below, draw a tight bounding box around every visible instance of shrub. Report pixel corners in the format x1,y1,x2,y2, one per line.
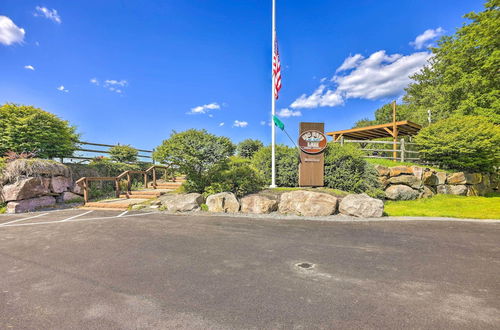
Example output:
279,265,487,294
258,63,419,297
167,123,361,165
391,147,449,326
109,145,138,163
237,139,264,158
415,115,500,172
324,143,383,198
252,145,299,187
0,103,79,159
1,158,70,184
153,129,235,193
88,158,142,177
203,156,265,197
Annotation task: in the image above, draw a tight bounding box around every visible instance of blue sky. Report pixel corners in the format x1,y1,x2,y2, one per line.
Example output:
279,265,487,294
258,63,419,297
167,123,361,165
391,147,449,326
0,0,484,150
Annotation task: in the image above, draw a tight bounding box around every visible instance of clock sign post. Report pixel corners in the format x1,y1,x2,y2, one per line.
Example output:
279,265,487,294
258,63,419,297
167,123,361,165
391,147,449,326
298,122,327,187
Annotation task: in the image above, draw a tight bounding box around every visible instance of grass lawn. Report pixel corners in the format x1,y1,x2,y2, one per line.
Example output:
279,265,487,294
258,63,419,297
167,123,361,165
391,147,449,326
385,194,500,219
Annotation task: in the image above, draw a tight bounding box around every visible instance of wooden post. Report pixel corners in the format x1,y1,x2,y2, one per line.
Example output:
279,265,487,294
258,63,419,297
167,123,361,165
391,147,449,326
115,178,120,198
340,136,345,146
144,173,148,189
400,138,405,162
127,172,131,192
152,167,157,189
83,179,89,203
392,101,398,161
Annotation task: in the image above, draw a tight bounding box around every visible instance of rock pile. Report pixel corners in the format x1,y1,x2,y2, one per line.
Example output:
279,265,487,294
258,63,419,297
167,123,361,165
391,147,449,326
376,165,498,201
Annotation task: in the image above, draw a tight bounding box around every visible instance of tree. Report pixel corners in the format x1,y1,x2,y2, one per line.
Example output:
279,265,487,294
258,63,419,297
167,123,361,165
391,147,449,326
415,115,500,172
0,103,79,159
252,145,299,187
153,129,235,192
405,0,500,123
236,139,264,158
109,144,138,162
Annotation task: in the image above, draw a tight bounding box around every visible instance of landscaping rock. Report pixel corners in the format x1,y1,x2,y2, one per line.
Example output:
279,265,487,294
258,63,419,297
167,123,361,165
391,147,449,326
206,192,240,213
240,194,278,214
71,182,84,195
6,196,56,214
411,166,425,180
338,193,384,218
436,185,449,194
56,191,83,203
422,172,439,186
437,184,468,195
447,172,481,185
387,175,422,189
374,165,390,177
50,176,72,193
389,166,413,177
436,172,447,185
421,185,436,198
385,185,419,200
159,193,205,212
278,190,338,216
379,176,390,188
2,177,50,202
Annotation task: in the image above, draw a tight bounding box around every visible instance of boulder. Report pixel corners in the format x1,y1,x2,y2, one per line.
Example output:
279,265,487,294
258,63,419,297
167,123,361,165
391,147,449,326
387,175,422,189
338,194,384,218
71,182,84,195
471,174,492,196
436,172,447,185
278,190,338,216
436,185,449,194
2,177,50,202
240,194,278,214
159,193,205,212
437,184,468,195
411,166,425,180
447,172,481,185
421,185,435,198
422,172,439,186
385,185,420,200
374,165,390,177
206,192,240,213
50,176,72,193
56,191,83,203
379,176,390,189
6,196,56,214
389,166,413,177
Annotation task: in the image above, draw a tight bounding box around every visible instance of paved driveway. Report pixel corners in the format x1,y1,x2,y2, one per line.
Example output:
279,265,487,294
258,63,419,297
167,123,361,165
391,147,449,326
0,210,499,329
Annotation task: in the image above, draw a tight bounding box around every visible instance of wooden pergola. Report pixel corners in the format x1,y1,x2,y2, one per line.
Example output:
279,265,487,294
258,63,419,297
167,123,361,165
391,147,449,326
326,102,422,160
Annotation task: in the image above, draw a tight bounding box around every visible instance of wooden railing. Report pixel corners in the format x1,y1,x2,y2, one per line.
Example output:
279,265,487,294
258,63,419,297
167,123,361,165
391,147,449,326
60,141,154,164
75,165,173,203
334,138,420,162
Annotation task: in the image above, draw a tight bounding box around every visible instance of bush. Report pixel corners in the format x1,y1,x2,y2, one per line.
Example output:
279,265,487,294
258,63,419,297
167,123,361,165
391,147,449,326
1,158,70,185
88,158,142,177
109,145,138,163
0,103,79,159
153,129,235,193
415,116,500,172
324,143,383,198
203,156,265,197
237,139,264,158
252,145,299,187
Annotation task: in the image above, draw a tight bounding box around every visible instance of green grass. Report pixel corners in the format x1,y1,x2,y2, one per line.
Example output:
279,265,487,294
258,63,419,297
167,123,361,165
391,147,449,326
0,202,6,214
365,158,451,173
385,194,500,219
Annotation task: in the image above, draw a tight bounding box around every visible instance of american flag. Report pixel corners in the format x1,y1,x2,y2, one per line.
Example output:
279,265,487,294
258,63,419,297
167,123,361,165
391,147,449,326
273,36,282,99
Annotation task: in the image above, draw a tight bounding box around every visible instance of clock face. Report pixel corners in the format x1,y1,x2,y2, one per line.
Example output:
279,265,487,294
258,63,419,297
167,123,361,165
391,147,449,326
298,130,327,154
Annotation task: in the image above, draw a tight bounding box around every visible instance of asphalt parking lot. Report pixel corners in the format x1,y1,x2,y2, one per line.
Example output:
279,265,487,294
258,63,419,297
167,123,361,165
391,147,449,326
0,209,499,329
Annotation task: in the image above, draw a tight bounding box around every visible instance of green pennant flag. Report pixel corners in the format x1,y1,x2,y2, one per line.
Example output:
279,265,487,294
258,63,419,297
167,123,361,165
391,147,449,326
272,115,285,131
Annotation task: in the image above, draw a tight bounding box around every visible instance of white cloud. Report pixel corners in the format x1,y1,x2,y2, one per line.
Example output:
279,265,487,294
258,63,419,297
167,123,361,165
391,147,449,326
291,50,431,109
34,6,62,24
277,108,302,118
188,102,221,115
260,120,267,125
90,78,127,93
410,27,444,49
90,78,99,85
233,120,248,128
336,54,364,73
24,65,35,70
0,16,25,46
105,79,127,87
57,85,68,92
219,122,225,127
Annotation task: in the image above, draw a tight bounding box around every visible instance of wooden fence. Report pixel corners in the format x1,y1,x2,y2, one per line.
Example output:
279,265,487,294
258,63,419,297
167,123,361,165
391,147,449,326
60,141,154,164
334,138,420,162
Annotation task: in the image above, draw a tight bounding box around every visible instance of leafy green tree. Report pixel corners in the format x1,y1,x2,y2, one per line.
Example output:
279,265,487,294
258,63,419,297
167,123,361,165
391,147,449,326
236,139,264,158
405,0,500,123
0,103,79,158
109,144,138,162
415,115,500,172
353,118,375,128
252,145,299,187
324,143,383,198
153,129,235,193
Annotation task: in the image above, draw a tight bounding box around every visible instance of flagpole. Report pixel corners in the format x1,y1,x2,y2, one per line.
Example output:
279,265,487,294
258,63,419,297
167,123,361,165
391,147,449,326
270,0,277,188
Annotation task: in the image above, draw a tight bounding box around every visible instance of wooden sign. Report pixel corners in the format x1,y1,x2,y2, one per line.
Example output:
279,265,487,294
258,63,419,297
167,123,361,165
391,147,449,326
299,122,325,187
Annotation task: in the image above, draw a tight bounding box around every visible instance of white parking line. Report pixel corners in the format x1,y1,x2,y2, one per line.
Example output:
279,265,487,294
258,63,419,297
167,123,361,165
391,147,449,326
60,210,94,222
117,211,128,217
0,213,49,226
0,212,156,228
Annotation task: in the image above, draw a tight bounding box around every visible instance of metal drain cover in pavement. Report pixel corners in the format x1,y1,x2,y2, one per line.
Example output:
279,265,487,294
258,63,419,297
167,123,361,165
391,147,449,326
296,262,315,269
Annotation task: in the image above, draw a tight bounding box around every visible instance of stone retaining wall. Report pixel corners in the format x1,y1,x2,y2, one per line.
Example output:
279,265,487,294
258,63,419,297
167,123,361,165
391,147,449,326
376,165,499,201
